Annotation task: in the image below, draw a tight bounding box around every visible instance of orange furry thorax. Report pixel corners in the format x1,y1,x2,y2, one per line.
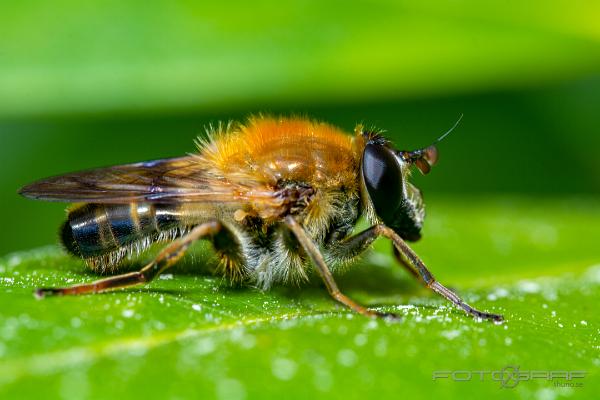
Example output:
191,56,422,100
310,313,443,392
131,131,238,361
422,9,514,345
198,116,360,190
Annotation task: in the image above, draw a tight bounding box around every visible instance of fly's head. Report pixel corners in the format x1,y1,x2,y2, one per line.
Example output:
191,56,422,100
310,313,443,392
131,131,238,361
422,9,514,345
359,117,459,241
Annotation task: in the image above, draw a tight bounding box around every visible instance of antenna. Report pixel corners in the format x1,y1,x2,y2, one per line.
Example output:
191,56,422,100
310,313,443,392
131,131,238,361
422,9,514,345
398,114,463,174
434,113,463,144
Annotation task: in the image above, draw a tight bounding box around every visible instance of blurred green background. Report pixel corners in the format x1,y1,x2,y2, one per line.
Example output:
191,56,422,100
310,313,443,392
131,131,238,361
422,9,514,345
1,2,600,399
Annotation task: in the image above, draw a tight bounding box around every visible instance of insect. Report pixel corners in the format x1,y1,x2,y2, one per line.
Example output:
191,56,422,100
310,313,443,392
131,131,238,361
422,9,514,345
19,115,503,322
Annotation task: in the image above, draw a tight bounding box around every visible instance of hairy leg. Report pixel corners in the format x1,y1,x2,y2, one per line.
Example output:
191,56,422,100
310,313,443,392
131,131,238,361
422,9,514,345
285,216,398,319
36,220,222,298
329,224,503,322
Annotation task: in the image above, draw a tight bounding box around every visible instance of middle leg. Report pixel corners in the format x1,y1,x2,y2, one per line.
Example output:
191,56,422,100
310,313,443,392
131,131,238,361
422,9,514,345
284,216,398,319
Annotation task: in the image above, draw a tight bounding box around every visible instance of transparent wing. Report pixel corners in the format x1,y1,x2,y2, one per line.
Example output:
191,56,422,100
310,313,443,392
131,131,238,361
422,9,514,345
19,156,270,204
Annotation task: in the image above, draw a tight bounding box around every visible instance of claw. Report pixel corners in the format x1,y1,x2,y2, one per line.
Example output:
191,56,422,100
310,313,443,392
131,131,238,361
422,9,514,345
371,310,401,321
34,288,53,299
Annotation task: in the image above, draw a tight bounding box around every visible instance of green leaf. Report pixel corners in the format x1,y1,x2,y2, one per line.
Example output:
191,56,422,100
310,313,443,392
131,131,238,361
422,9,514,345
1,1,600,116
0,197,599,399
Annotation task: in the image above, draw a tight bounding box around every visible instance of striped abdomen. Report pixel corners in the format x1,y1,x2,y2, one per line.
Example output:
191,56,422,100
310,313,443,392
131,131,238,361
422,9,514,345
61,203,185,261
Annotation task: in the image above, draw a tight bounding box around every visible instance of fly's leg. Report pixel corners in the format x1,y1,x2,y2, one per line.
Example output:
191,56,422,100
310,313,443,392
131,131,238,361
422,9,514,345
391,247,420,280
325,226,380,262
35,220,222,298
284,216,398,320
378,225,503,322
328,224,503,323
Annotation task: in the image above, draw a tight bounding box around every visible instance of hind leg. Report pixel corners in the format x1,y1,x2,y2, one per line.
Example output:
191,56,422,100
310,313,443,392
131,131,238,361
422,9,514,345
35,221,222,298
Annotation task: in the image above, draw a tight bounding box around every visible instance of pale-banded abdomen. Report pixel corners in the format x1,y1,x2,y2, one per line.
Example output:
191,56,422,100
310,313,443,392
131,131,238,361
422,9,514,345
60,203,210,262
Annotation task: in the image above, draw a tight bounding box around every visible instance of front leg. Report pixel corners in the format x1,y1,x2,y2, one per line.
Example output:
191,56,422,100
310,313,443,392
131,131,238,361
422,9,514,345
329,224,504,323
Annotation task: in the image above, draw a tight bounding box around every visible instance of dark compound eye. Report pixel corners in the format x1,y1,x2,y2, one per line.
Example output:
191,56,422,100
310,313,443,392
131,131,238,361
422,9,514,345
361,144,403,225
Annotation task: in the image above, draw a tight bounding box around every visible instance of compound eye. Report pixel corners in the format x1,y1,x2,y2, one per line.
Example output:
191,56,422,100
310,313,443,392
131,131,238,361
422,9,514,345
362,144,403,224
